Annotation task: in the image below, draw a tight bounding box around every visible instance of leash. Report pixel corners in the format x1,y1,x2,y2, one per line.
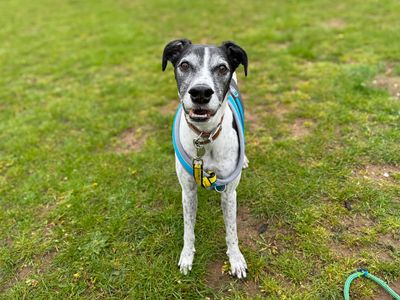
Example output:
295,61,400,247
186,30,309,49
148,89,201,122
344,269,400,299
172,83,245,192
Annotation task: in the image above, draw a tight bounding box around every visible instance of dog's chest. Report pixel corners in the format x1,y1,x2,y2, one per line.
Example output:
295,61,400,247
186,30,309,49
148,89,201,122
203,138,238,178
181,124,239,179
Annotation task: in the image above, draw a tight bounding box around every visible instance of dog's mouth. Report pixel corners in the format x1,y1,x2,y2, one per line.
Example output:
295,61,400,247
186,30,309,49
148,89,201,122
188,108,212,122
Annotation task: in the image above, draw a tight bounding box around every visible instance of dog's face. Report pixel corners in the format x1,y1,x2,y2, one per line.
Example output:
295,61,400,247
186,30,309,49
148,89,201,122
162,40,247,124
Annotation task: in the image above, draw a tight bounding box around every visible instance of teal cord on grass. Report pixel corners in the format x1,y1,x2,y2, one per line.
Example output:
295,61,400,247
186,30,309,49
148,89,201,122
344,269,400,300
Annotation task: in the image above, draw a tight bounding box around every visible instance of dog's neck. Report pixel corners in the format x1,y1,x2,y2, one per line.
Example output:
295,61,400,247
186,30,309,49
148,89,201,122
184,114,224,145
181,94,228,136
179,97,231,153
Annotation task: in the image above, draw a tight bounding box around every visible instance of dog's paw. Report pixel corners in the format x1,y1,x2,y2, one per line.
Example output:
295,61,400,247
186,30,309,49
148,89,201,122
243,155,249,169
227,249,248,279
178,247,195,275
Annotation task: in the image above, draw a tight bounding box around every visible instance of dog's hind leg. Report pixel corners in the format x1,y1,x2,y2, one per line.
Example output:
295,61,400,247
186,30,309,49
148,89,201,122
178,187,198,275
221,183,247,278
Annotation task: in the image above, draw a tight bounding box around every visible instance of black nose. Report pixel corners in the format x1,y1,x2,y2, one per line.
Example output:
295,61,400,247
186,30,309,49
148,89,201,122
188,85,214,104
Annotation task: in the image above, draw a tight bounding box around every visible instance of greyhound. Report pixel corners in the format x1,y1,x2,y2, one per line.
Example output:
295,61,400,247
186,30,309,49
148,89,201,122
162,39,249,278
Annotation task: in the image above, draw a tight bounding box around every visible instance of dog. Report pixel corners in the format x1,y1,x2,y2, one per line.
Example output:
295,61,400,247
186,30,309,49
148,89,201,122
162,39,249,278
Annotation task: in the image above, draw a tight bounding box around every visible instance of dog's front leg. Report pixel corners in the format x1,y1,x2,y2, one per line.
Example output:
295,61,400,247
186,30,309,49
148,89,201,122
221,186,247,278
177,164,198,275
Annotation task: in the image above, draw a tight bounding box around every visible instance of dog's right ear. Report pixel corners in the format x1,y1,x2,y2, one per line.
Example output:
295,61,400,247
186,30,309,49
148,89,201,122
162,39,192,71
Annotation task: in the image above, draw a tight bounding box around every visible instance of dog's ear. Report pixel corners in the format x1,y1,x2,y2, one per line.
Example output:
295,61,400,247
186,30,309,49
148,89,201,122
220,41,248,76
162,39,192,71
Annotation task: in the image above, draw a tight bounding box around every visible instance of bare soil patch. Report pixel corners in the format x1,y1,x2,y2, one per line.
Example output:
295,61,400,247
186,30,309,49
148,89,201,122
205,260,260,296
237,206,262,250
378,232,400,251
38,250,56,273
290,118,315,138
246,107,262,131
2,249,57,291
273,103,292,119
270,42,290,50
329,214,398,263
372,65,400,99
38,201,59,218
246,102,293,132
330,214,374,259
237,206,294,256
160,100,179,116
341,214,376,231
374,278,400,300
241,280,260,297
205,260,230,291
113,126,153,153
354,164,400,183
205,206,264,294
324,18,347,29
15,264,34,283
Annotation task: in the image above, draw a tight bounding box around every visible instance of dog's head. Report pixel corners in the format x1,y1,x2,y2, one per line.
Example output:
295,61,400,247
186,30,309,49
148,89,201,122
162,39,247,126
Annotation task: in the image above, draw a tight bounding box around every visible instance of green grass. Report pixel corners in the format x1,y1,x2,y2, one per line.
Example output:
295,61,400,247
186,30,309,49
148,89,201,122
1,0,400,299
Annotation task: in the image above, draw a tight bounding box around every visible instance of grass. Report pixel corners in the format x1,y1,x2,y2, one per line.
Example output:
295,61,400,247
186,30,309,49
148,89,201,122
0,0,399,299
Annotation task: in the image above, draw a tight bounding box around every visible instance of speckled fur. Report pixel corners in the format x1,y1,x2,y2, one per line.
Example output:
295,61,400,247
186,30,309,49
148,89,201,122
163,41,248,278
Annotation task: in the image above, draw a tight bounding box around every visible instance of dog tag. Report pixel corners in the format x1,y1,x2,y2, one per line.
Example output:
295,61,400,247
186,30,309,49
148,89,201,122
196,147,205,158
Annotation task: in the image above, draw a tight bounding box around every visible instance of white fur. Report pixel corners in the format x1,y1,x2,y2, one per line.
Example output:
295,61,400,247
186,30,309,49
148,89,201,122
178,48,229,131
176,73,248,278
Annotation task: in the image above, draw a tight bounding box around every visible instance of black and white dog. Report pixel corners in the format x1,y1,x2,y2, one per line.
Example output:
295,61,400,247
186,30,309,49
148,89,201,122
162,39,249,278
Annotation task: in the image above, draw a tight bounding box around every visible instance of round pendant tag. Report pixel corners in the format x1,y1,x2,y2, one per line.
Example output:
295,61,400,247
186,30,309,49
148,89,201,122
196,147,206,157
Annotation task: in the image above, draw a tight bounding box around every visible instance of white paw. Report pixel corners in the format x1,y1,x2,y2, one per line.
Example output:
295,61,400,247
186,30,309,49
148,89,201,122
227,249,248,279
243,155,249,169
178,248,195,275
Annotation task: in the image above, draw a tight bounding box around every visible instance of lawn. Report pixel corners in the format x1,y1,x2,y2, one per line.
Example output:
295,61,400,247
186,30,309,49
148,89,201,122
0,0,399,299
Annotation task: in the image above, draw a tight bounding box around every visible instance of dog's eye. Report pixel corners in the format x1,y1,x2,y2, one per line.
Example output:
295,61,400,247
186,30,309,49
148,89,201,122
179,62,190,72
217,65,228,75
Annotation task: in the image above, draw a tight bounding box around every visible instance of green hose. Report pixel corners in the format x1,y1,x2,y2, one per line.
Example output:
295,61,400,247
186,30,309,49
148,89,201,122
344,269,400,300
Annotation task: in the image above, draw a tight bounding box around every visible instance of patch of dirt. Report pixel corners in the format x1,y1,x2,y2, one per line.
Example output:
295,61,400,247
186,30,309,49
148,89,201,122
329,214,399,263
113,126,153,154
4,237,13,247
374,278,400,300
15,264,34,282
329,214,373,259
38,250,56,273
372,65,400,99
329,242,358,259
38,201,59,218
160,100,179,116
237,206,262,250
246,107,262,131
378,232,400,251
341,214,376,230
273,103,292,119
246,103,293,132
237,206,295,256
354,164,400,183
0,264,34,293
324,18,347,29
242,280,260,297
205,260,260,296
1,249,57,292
290,118,315,138
330,241,393,263
205,260,230,291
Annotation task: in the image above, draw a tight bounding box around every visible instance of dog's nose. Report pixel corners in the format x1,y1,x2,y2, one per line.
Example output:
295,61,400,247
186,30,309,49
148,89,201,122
188,85,214,104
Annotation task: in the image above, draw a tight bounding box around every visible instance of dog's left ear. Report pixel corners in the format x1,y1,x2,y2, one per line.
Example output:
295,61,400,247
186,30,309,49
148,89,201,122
162,39,192,71
220,41,248,76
